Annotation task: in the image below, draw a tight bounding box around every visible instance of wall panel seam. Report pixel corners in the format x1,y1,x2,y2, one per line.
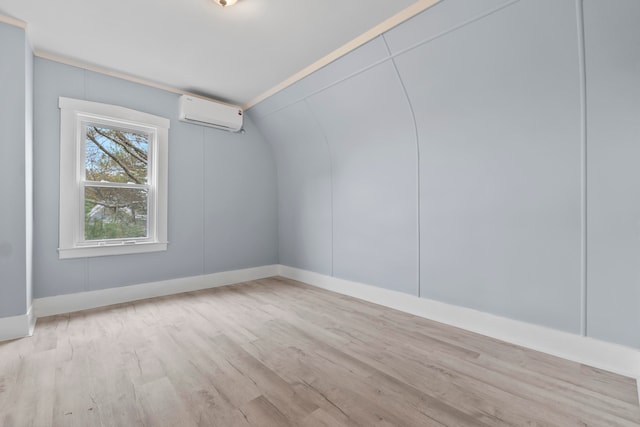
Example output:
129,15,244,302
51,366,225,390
387,0,522,60
303,99,335,276
382,34,421,298
576,0,588,337
202,126,206,274
252,0,523,121
244,0,443,109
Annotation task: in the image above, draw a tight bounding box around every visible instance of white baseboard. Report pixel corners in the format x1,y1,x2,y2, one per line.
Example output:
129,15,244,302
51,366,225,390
34,264,279,318
5,263,639,384
277,265,640,380
27,305,35,336
0,306,32,342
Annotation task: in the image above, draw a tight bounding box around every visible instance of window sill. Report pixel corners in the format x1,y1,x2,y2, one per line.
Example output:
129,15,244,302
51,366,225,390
58,242,168,259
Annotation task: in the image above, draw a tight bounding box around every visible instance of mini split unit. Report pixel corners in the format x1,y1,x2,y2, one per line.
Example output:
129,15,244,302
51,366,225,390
178,95,243,132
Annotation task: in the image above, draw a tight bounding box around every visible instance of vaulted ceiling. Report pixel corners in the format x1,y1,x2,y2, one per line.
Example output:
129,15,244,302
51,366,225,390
0,0,433,107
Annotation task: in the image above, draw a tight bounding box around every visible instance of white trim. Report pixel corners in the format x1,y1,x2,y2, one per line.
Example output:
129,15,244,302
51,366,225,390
277,265,640,379
0,311,31,342
58,97,170,259
35,50,186,97
58,97,170,129
58,242,168,259
34,265,279,318
0,14,27,29
243,0,442,109
29,1,442,112
36,50,237,107
27,305,35,336
12,264,640,382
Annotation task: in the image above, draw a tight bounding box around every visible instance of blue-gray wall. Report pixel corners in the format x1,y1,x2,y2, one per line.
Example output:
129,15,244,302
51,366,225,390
33,58,278,298
0,22,33,318
250,0,640,349
584,0,640,348
2,0,638,351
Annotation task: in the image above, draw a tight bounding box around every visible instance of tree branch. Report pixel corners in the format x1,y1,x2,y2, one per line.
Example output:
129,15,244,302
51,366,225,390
93,127,147,164
86,132,142,184
86,199,134,210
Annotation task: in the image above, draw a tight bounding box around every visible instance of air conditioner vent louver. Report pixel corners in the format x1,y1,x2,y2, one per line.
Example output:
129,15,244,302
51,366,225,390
178,95,243,132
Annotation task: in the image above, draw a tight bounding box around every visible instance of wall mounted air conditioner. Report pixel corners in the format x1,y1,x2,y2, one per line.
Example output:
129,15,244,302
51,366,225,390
178,95,243,132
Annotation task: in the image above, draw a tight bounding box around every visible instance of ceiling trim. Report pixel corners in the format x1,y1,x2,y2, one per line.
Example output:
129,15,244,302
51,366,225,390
242,0,442,110
14,0,442,111
0,13,27,28
33,50,241,107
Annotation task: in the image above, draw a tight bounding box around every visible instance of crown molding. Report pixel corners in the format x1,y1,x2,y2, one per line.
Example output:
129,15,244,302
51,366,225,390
0,14,27,29
243,0,442,110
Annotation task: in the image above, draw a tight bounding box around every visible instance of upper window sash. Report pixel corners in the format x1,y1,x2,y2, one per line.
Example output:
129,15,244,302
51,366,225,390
79,118,155,186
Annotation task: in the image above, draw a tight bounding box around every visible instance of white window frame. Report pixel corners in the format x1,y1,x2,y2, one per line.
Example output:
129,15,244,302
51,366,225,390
58,97,169,259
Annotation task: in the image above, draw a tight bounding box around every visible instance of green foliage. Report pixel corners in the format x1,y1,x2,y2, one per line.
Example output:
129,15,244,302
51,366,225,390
84,218,147,240
84,198,147,240
83,125,150,241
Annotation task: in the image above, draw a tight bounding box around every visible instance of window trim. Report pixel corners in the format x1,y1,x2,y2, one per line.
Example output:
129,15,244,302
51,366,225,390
58,97,169,259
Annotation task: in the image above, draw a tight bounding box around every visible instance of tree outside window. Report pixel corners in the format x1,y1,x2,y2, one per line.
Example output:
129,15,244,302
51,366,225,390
83,125,150,241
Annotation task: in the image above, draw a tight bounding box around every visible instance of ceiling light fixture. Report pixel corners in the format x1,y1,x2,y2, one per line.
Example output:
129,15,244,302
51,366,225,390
214,0,237,7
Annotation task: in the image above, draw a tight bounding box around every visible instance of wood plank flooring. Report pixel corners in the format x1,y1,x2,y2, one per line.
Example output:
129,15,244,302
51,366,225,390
0,276,638,426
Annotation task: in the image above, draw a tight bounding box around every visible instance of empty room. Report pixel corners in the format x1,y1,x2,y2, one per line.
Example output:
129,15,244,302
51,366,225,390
1,0,639,425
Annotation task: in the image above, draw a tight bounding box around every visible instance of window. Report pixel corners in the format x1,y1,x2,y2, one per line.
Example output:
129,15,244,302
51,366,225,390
58,97,169,258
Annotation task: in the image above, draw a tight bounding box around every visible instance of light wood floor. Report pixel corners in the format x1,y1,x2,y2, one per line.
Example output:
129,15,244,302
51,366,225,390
0,277,638,427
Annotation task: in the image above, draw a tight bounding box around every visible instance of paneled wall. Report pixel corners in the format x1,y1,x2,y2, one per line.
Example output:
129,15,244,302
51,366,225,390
250,0,640,348
33,58,278,298
0,22,32,318
584,0,640,347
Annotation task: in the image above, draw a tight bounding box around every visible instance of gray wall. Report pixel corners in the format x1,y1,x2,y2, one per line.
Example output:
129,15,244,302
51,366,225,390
584,0,640,347
0,22,32,318
250,0,640,349
2,0,638,350
33,58,278,298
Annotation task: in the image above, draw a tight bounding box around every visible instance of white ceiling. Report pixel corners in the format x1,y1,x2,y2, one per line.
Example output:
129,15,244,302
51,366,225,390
0,0,420,107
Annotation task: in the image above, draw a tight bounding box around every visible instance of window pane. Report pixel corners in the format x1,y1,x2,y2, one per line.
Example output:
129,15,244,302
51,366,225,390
85,125,149,184
84,186,148,240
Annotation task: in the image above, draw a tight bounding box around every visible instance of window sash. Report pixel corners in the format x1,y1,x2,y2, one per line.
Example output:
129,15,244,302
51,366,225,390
58,97,169,259
80,118,155,186
79,182,153,245
77,119,158,246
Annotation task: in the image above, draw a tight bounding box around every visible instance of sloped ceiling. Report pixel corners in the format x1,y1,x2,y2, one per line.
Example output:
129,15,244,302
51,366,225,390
0,0,430,106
